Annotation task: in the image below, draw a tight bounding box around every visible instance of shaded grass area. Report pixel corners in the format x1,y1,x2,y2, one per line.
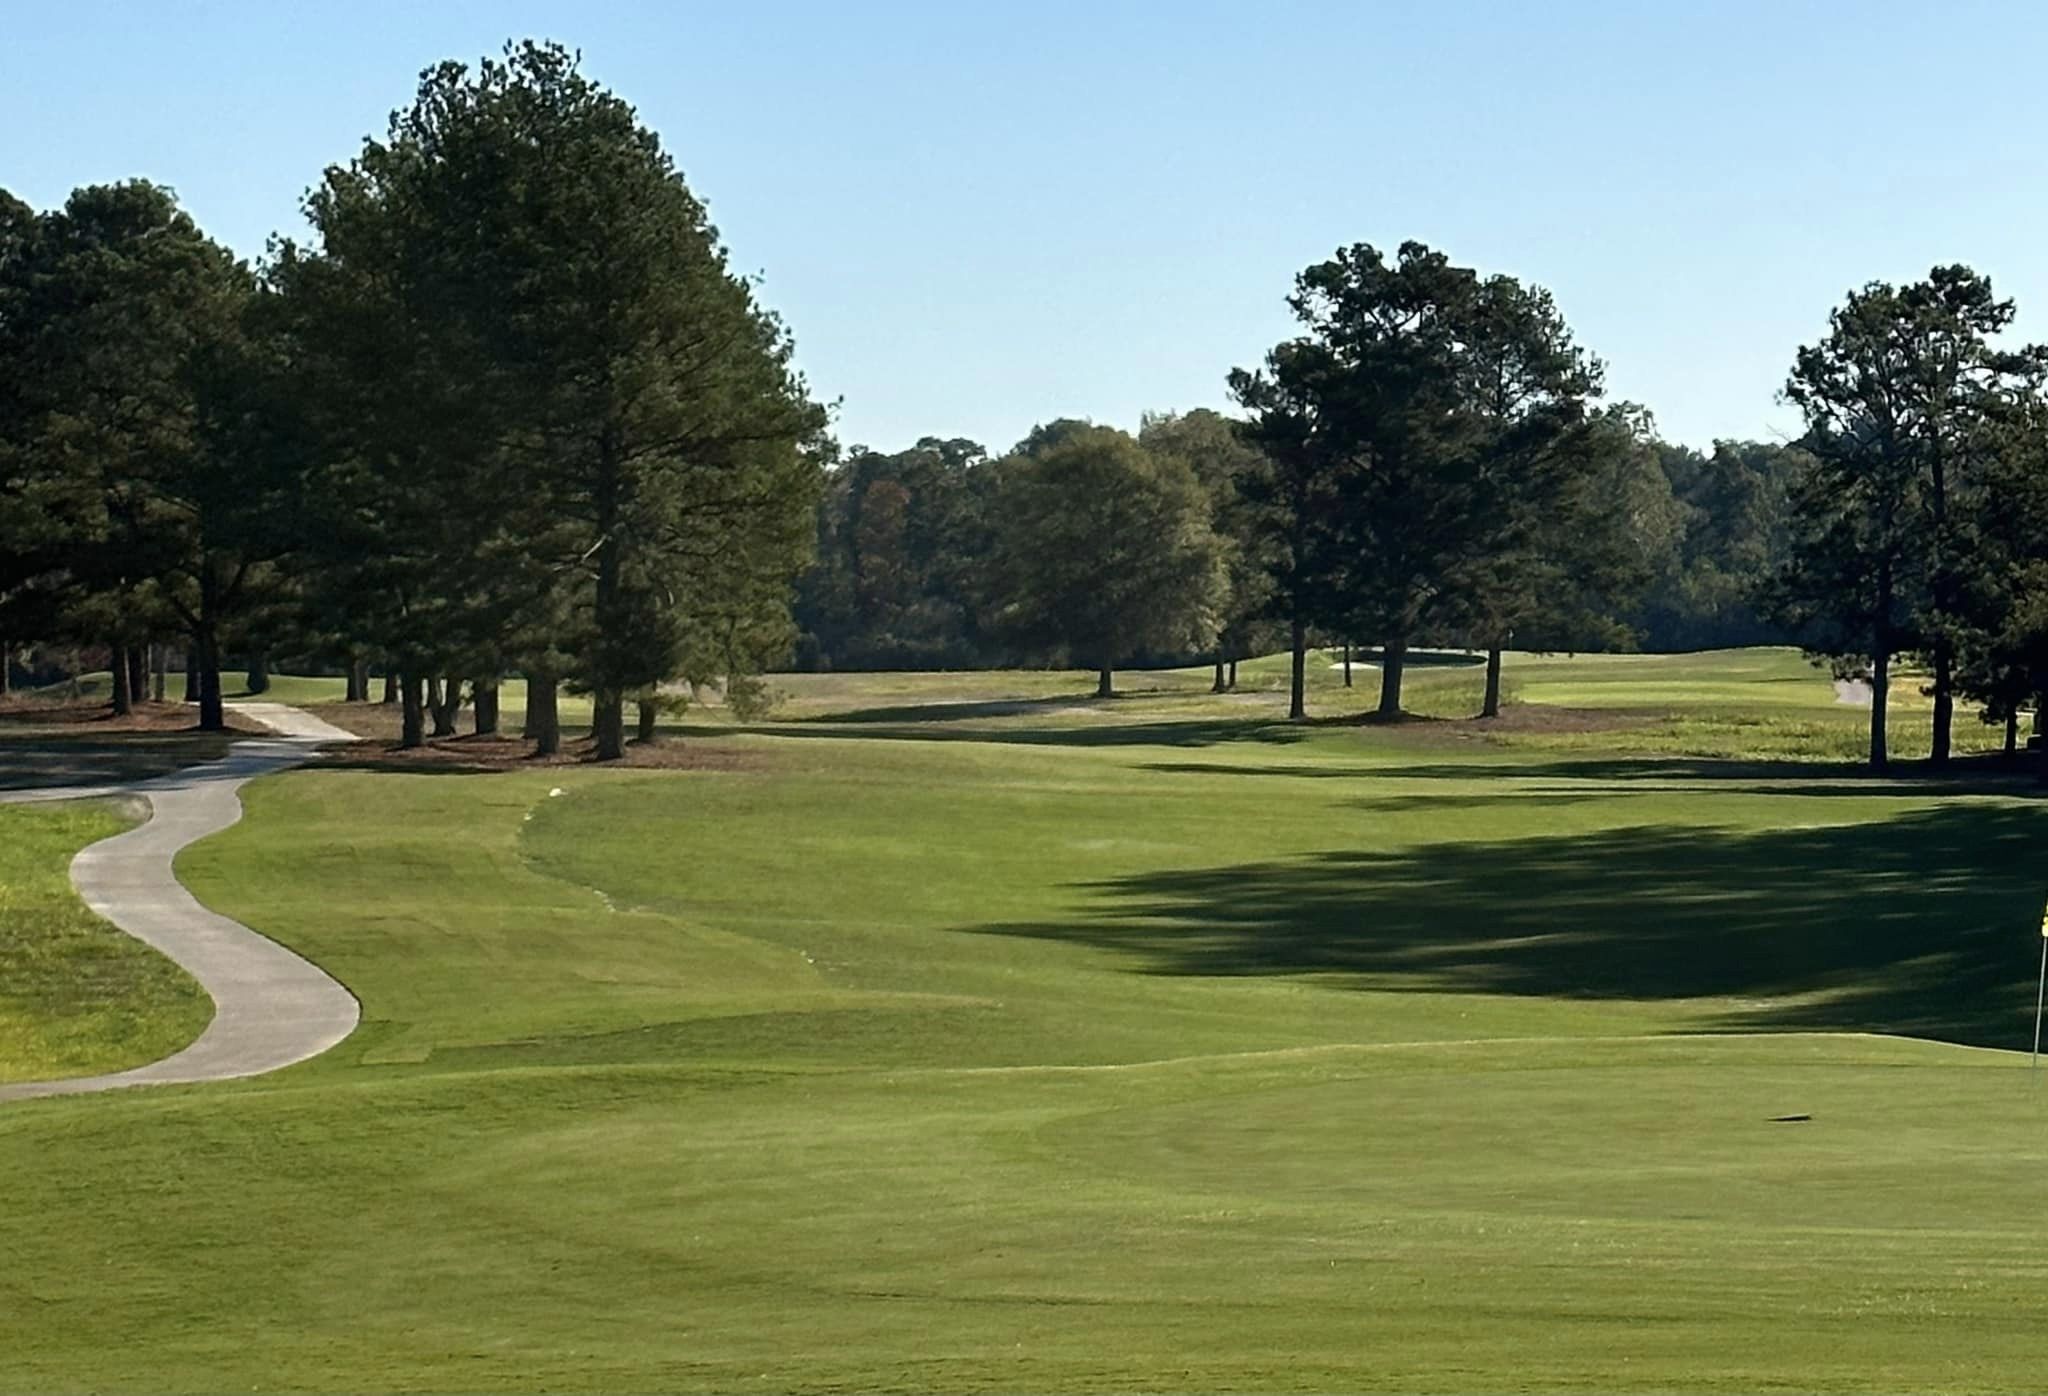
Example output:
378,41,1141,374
8,653,2048,1389
0,697,245,790
0,729,244,790
977,803,2043,1047
0,801,211,1082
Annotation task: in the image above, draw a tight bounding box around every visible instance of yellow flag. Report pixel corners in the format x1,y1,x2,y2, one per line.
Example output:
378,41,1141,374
2040,905,2047,938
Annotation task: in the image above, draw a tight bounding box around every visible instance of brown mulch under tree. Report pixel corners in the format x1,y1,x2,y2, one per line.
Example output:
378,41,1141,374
0,696,265,735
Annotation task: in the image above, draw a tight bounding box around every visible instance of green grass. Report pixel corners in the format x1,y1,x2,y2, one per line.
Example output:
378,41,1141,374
238,645,1999,767
4,649,2048,1390
0,800,212,1081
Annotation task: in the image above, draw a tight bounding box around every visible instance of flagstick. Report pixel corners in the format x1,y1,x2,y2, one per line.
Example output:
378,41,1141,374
2033,935,2046,1080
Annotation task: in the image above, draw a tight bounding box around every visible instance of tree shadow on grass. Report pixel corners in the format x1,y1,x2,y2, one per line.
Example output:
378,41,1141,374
763,715,1315,750
1145,752,2046,800
808,694,1148,725
0,730,239,791
970,803,2048,1049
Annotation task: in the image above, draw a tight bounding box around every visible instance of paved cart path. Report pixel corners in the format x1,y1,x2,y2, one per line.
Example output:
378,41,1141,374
0,704,360,1102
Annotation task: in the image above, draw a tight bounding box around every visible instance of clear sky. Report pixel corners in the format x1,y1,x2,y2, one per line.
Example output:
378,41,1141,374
8,2,2048,456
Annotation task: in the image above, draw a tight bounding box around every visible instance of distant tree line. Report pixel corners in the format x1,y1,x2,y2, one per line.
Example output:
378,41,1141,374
0,43,824,758
796,242,1812,720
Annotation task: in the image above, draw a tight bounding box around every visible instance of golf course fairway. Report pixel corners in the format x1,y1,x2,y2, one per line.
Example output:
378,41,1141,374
3,649,2046,1392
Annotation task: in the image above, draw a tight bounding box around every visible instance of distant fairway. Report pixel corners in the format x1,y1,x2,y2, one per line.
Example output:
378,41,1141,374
3,648,2046,1391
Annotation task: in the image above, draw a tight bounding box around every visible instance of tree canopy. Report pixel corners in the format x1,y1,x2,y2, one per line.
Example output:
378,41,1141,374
982,425,1227,697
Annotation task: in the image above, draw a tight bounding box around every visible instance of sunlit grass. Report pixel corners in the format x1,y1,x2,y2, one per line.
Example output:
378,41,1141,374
0,800,210,1082
4,648,2045,1390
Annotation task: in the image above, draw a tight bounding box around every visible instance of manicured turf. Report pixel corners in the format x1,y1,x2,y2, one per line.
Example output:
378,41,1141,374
0,800,211,1081
3,648,2046,1391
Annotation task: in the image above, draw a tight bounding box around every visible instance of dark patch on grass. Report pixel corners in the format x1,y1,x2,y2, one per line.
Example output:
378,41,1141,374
970,801,2048,1050
763,715,1316,750
0,728,248,791
1145,750,2047,798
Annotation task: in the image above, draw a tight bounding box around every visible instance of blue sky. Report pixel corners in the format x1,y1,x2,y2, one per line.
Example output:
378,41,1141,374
8,2,2048,455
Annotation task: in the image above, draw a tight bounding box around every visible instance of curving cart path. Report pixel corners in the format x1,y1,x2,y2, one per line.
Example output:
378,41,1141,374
0,704,361,1102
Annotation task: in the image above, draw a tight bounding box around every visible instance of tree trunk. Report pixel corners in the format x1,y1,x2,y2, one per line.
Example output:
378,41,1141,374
344,658,366,704
1288,614,1307,721
593,689,625,761
525,671,561,756
1930,644,1953,767
1096,665,1114,699
380,669,396,705
150,644,166,702
1377,637,1408,718
636,697,658,743
127,646,148,705
195,628,225,732
591,428,629,764
1482,645,1503,719
110,641,133,716
181,650,198,703
247,653,271,696
1343,641,1353,688
430,677,460,738
474,678,500,736
1869,650,1890,770
1228,659,1238,690
0,640,10,698
1211,657,1227,694
2005,708,2019,757
400,672,425,749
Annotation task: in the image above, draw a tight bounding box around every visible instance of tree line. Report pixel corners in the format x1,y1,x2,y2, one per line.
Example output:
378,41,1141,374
800,254,2048,770
799,243,1815,723
7,42,2046,770
797,420,1806,674
0,44,824,759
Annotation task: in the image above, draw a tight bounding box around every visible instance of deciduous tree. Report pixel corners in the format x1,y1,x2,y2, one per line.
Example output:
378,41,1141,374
983,425,1227,697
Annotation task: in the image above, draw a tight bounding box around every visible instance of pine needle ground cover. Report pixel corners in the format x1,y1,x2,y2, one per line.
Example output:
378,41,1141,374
3,649,2046,1391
